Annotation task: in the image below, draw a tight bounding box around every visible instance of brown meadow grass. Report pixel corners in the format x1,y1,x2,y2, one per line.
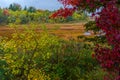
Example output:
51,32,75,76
0,23,86,40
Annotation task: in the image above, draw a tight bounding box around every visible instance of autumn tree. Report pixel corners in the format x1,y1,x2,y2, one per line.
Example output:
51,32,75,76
51,0,120,80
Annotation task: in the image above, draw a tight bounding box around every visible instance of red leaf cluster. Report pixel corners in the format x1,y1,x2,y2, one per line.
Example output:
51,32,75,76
3,9,9,16
50,8,75,18
95,1,120,79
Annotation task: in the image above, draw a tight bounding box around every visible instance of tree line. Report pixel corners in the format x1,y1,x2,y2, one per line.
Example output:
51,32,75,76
0,3,88,25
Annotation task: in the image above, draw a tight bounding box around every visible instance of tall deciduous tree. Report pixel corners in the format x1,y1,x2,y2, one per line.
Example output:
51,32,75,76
27,6,36,13
9,3,22,11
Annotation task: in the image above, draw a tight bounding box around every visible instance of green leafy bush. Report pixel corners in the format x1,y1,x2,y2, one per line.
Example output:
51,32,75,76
0,26,105,80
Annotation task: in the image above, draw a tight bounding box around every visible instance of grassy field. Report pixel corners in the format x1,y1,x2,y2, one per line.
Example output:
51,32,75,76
0,23,86,40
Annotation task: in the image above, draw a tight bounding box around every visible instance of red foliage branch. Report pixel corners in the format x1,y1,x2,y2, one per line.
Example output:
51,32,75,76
50,8,75,18
53,0,120,79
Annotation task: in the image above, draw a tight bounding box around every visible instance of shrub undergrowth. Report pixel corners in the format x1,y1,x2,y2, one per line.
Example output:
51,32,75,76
0,25,105,80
